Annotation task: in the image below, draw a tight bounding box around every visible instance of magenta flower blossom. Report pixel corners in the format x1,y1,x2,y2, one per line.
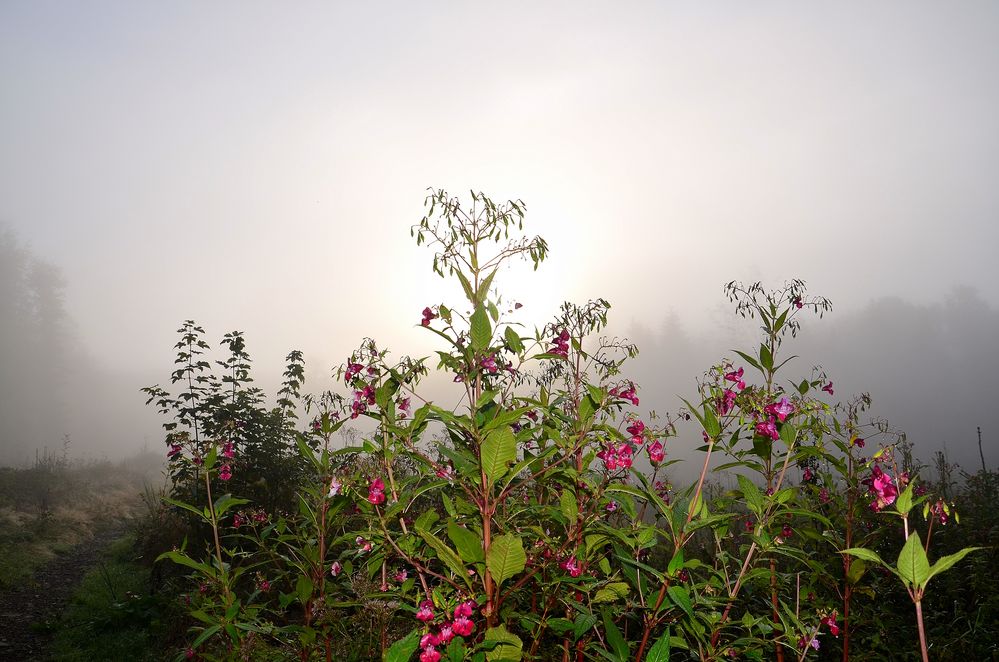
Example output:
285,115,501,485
561,556,582,577
345,362,363,382
394,569,408,583
420,647,441,662
864,465,898,511
330,561,343,577
398,397,411,418
452,615,474,637
437,623,455,644
549,329,570,357
821,612,840,636
822,381,834,396
222,441,235,459
626,419,645,444
420,633,439,649
328,477,343,498
481,355,499,374
421,306,438,327
819,488,831,504
765,397,795,422
755,417,779,441
219,464,232,481
167,444,182,459
233,512,245,528
647,440,665,465
356,536,372,553
605,500,618,513
368,478,386,505
416,600,435,622
617,384,640,406
793,296,803,309
454,601,475,619
802,467,814,482
718,389,737,415
724,367,746,390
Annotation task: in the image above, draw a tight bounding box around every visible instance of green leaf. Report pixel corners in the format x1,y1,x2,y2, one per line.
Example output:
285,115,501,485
484,625,523,661
163,497,211,523
666,586,693,619
759,343,773,371
737,475,764,515
384,628,421,662
896,532,931,588
593,582,630,604
840,547,887,566
481,426,517,484
486,534,526,587
573,612,598,640
645,629,671,662
477,269,497,303
417,528,472,589
895,482,914,515
602,609,629,661
447,521,484,564
927,546,982,585
560,490,578,523
504,326,524,354
471,305,492,351
846,558,867,585
295,574,313,605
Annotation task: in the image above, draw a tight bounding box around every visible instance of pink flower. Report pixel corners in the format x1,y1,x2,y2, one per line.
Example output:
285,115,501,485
724,367,746,390
755,417,779,441
167,444,182,459
345,362,364,382
356,536,373,553
452,615,474,637
222,441,235,459
328,477,343,497
394,569,408,583
481,355,498,374
420,647,441,662
647,440,665,465
437,623,454,643
626,419,646,444
420,633,439,648
436,464,454,481
416,600,435,622
822,381,834,396
219,464,232,481
821,612,840,637
718,389,737,415
781,523,794,538
232,512,244,528
258,579,270,592
549,329,570,357
421,307,438,327
793,297,803,309
454,601,475,618
865,466,898,511
819,488,831,504
368,477,386,505
765,397,795,422
802,467,814,482
605,500,618,513
330,561,343,577
398,397,411,418
561,556,582,577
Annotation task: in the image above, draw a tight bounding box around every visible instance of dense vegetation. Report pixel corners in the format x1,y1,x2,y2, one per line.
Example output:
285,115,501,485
134,190,994,662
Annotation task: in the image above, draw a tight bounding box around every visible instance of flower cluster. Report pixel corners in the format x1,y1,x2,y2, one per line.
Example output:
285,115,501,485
421,306,438,327
609,382,639,406
415,600,475,662
864,465,898,511
549,329,570,357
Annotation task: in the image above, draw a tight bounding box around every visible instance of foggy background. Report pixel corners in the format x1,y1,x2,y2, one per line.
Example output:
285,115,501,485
2,2,997,474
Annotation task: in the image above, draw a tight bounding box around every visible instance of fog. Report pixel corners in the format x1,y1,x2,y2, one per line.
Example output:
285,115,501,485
1,2,997,472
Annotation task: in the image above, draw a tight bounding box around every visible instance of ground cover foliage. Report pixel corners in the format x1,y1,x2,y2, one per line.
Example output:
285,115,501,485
143,190,996,662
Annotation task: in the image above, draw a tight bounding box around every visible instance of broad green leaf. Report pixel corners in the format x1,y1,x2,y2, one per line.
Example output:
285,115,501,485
895,482,914,515
840,547,886,566
484,625,523,661
417,528,472,589
573,612,598,640
470,305,492,351
927,546,982,585
602,609,629,661
384,628,421,662
560,490,578,523
645,629,671,662
448,521,485,564
593,582,630,603
666,585,693,619
504,326,524,354
296,574,314,605
737,474,764,515
486,534,526,586
896,532,930,588
846,558,867,585
481,426,517,484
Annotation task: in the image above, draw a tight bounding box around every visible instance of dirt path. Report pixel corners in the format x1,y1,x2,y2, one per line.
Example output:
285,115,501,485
0,525,125,661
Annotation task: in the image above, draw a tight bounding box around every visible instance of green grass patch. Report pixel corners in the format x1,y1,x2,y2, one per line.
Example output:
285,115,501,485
48,533,179,662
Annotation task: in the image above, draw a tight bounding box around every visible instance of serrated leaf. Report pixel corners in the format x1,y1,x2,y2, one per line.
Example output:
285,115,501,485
417,528,471,589
593,582,630,603
927,546,981,585
560,490,578,523
471,305,492,351
666,585,693,619
504,326,524,354
481,426,517,484
896,532,930,588
384,628,421,662
447,521,484,564
737,474,764,515
645,629,671,662
486,534,525,587
484,625,522,661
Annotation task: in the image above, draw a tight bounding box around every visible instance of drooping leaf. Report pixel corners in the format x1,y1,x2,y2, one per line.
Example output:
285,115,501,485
486,534,526,586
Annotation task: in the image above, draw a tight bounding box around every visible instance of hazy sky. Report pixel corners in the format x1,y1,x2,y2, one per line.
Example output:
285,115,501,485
2,2,997,468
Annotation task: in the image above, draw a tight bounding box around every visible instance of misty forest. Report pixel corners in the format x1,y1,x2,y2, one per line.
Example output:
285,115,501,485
2,4,998,662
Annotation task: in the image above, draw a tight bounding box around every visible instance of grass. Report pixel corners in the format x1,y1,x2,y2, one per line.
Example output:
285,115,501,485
48,533,181,662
